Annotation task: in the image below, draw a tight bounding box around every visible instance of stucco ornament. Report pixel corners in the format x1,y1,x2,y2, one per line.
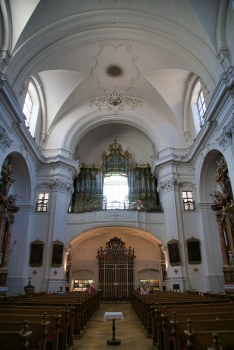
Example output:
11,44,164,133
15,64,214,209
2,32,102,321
0,126,13,150
217,116,234,148
90,43,140,93
157,178,195,195
90,92,142,115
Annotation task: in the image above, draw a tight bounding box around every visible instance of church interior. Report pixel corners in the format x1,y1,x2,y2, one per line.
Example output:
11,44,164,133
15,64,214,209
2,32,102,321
0,1,234,349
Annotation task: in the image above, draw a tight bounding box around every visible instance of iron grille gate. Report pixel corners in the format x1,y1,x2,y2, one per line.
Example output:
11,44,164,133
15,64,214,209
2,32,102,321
97,237,135,301
99,263,134,300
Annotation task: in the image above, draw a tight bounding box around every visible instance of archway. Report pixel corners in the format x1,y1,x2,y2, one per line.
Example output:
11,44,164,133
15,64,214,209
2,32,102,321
67,226,166,299
198,149,227,293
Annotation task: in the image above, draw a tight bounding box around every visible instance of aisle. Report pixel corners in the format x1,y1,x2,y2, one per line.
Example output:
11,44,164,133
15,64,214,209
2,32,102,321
73,303,153,350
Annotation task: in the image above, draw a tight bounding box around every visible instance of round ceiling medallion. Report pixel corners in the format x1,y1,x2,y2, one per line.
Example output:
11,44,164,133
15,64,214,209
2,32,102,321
105,64,124,78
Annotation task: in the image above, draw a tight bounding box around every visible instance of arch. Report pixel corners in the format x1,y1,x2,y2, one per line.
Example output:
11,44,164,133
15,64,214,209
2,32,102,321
66,225,164,248
1,151,32,206
29,75,47,141
44,101,184,157
216,0,229,50
198,149,223,204
0,0,12,54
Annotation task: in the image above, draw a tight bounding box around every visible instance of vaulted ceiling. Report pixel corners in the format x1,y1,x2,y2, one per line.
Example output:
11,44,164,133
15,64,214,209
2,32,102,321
3,0,230,158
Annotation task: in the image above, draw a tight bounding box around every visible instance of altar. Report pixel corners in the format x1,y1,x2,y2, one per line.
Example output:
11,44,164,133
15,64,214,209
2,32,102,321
103,311,124,345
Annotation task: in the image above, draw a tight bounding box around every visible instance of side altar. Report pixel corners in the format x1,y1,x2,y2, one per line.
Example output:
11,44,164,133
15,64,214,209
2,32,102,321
211,156,234,293
0,157,19,295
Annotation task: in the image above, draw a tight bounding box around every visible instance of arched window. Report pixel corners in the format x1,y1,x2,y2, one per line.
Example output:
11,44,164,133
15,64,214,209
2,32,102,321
191,79,208,135
197,90,206,125
23,91,33,128
22,81,40,137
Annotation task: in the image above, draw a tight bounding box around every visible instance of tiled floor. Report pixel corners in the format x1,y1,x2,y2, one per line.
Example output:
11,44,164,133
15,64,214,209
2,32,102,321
73,303,153,350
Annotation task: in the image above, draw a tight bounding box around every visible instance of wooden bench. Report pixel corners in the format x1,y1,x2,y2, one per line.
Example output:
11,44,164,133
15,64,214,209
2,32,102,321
184,320,234,350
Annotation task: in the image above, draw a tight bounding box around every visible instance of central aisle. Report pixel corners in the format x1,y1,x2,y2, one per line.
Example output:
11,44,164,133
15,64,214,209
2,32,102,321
73,303,153,350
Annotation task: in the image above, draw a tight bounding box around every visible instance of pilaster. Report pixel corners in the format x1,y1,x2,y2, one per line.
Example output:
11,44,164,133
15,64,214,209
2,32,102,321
157,165,190,292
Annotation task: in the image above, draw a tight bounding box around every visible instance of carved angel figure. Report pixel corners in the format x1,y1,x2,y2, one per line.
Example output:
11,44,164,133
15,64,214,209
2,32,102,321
210,191,222,204
8,194,20,206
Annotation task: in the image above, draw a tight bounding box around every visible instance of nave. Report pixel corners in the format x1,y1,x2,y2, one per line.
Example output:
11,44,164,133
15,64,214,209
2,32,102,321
74,304,152,350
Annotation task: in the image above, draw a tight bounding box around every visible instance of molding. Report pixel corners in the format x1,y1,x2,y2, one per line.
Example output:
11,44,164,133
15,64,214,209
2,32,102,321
17,205,34,212
196,202,214,210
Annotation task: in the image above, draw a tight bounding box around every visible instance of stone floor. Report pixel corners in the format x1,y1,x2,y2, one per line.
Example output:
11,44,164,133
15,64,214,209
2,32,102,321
73,303,153,350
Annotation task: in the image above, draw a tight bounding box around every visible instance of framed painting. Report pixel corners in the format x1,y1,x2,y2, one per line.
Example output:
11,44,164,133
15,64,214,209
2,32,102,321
167,239,181,266
29,239,44,267
51,239,64,267
186,236,202,264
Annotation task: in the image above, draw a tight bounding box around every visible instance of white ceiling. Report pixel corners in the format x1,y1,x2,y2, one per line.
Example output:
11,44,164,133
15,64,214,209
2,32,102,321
5,0,225,157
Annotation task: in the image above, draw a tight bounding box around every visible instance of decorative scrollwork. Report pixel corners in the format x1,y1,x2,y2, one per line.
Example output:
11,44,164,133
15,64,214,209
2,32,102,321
90,92,142,115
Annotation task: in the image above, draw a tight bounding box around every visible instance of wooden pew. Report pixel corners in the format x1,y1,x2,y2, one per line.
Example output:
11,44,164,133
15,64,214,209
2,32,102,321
0,291,101,345
0,312,60,350
0,320,32,350
184,320,234,350
154,305,234,350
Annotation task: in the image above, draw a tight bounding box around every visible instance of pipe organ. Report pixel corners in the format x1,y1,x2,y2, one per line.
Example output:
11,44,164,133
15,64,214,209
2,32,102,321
72,139,160,212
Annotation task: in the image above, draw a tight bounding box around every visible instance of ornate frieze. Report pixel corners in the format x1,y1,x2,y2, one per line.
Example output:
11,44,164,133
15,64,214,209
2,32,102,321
0,126,13,150
98,0,131,3
90,92,142,115
217,116,234,148
96,210,135,221
157,178,195,195
35,179,74,195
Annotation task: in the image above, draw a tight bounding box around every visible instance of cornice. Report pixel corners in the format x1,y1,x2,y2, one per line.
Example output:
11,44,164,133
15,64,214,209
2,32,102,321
35,179,74,196
196,202,213,210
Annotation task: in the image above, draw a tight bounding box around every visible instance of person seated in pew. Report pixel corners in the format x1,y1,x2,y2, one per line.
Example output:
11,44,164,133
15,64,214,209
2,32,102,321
57,286,66,294
149,287,154,294
85,284,93,294
141,285,149,295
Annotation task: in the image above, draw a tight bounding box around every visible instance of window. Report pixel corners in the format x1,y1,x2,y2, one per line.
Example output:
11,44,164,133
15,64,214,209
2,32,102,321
103,175,128,209
197,90,206,125
182,191,195,210
36,193,49,212
23,92,33,128
191,79,209,135
22,81,41,138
